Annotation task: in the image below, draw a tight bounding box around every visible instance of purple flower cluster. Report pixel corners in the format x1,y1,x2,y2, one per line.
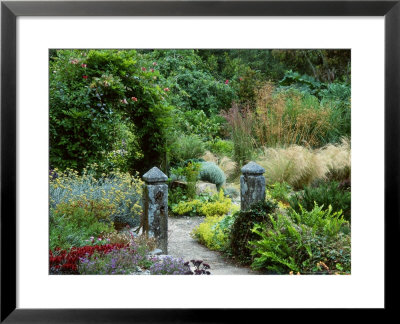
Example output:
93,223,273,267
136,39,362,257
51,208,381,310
77,243,212,275
78,246,153,275
149,256,189,275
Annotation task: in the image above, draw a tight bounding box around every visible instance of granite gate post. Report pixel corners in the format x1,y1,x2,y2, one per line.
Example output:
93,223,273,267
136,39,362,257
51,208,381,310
143,167,168,254
240,161,266,211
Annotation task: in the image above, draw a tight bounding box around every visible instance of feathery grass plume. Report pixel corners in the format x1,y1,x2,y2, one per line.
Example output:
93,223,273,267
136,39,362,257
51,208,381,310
202,151,219,164
256,139,351,189
220,103,256,169
218,156,237,181
317,137,351,181
254,83,331,148
202,151,237,182
256,145,328,190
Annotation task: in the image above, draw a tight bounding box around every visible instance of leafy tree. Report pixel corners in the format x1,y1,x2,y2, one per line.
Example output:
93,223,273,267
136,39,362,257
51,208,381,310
138,49,237,116
50,49,172,173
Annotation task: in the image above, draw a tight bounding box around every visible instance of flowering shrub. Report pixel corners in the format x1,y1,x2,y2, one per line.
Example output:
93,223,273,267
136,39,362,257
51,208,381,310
49,243,126,274
49,167,143,229
103,230,157,251
50,49,173,173
149,256,189,275
78,246,157,275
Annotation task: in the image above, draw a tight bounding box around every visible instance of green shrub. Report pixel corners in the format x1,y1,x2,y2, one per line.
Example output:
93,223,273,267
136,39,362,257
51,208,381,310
229,199,278,264
223,187,240,199
320,82,351,144
184,162,201,199
289,181,351,221
198,190,234,217
168,133,205,165
169,162,201,199
250,204,350,274
50,199,115,250
278,70,324,97
176,110,226,141
139,49,237,116
171,199,203,217
268,182,292,203
191,215,226,251
201,152,238,182
198,162,226,191
206,139,234,158
168,186,187,209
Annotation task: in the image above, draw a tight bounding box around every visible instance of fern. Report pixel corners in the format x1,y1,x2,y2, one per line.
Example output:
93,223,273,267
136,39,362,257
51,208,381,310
249,203,350,274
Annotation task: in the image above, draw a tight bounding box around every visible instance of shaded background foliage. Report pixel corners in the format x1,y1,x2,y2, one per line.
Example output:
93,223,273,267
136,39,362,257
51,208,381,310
50,49,350,176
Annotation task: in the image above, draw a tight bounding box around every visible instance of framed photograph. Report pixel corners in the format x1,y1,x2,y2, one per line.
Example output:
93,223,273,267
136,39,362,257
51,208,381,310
1,0,398,321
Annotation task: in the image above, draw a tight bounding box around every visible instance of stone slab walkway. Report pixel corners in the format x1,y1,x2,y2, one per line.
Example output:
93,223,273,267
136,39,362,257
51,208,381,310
167,216,260,275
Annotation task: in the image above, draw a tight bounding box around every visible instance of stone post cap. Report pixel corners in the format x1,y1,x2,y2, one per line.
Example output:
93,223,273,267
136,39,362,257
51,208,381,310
143,167,168,183
241,161,265,175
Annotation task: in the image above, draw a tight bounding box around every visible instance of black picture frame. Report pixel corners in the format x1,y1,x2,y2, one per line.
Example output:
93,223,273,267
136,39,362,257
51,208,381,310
1,0,398,322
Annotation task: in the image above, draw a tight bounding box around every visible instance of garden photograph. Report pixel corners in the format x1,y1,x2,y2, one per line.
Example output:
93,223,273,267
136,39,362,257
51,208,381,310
49,49,351,275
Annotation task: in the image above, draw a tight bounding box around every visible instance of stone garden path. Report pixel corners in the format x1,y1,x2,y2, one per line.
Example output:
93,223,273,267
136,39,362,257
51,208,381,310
167,216,260,275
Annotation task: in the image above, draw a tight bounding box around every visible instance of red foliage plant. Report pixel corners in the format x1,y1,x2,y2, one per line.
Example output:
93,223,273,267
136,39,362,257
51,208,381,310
49,243,127,274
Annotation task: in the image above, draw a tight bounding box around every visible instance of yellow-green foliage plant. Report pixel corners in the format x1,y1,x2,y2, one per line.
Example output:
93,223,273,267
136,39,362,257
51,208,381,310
198,190,232,217
191,211,238,252
171,199,203,216
49,166,143,228
191,216,226,251
171,190,235,217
